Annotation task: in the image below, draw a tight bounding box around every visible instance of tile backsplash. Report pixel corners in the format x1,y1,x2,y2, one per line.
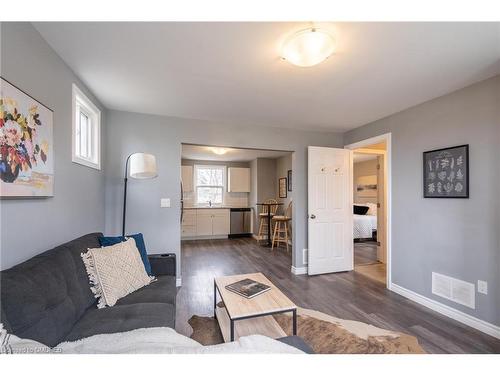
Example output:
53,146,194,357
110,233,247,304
183,191,249,207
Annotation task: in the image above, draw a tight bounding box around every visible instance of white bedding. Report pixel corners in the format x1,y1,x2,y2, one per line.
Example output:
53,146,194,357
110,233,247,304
354,214,377,239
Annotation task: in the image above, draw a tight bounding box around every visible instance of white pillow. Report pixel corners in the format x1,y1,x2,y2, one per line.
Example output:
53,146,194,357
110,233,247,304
81,238,155,308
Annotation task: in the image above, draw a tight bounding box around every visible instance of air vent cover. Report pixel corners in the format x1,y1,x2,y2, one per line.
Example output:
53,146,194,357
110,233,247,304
432,272,475,309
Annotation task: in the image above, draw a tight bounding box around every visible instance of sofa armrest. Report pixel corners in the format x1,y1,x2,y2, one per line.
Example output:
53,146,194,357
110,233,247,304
148,253,176,277
276,336,314,353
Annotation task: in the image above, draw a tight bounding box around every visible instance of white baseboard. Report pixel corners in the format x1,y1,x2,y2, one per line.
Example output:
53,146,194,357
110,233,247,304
176,277,182,287
291,265,308,275
390,283,500,339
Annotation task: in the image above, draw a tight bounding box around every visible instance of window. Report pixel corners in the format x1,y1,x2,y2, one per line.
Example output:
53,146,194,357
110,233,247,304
195,165,225,205
72,84,101,169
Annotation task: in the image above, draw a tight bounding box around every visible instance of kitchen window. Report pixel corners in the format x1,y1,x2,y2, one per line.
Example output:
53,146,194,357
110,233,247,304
72,84,101,169
195,165,225,205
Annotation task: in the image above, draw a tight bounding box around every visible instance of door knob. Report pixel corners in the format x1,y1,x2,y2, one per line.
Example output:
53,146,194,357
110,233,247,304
310,214,316,219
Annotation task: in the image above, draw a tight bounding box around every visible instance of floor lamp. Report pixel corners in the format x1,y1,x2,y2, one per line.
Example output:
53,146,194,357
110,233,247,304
123,152,158,236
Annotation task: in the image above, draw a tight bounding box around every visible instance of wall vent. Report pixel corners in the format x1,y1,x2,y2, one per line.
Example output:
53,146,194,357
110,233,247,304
432,272,475,309
303,249,308,265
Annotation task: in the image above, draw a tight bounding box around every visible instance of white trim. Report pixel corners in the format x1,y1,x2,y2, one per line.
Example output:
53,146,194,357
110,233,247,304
390,283,500,339
345,132,392,287
176,277,182,287
291,265,308,275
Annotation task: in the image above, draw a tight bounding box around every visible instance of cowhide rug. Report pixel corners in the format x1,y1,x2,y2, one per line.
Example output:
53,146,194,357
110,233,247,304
188,305,425,354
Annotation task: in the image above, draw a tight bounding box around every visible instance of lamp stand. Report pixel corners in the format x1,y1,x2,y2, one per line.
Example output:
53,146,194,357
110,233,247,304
122,154,133,237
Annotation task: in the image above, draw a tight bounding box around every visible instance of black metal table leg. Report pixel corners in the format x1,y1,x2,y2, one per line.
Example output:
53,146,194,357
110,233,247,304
267,211,272,247
213,281,217,319
292,309,297,335
230,319,235,341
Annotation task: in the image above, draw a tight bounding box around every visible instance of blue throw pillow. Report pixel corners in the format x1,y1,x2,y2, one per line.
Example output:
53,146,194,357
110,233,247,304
99,233,152,276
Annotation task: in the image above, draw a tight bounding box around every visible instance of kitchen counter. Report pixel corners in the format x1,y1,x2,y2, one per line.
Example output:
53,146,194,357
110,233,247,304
184,206,252,210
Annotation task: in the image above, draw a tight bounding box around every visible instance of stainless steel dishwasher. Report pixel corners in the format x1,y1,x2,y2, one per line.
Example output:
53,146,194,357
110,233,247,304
229,208,252,238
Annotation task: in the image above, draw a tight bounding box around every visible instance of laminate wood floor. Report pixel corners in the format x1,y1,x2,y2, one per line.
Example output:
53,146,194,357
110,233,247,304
176,238,500,353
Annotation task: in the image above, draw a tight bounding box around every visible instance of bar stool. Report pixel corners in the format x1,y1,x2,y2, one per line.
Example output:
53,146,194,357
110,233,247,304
257,198,278,244
272,201,292,252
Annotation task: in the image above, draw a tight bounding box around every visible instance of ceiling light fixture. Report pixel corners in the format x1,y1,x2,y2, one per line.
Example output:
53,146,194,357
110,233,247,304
210,147,228,155
281,27,335,67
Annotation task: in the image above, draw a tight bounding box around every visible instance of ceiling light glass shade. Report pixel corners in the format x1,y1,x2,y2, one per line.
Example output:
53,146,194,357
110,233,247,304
129,153,158,179
210,147,228,155
281,28,335,67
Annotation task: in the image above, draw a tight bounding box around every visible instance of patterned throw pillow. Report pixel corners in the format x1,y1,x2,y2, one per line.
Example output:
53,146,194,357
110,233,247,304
81,238,155,308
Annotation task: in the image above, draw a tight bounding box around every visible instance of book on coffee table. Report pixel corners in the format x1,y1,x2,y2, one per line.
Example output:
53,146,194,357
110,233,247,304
225,278,271,299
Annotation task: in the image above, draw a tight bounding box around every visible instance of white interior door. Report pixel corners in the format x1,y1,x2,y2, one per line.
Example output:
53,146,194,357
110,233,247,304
308,146,353,275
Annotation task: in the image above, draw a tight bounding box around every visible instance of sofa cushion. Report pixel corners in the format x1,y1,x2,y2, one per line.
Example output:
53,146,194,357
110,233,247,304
115,276,177,306
99,233,152,275
64,302,175,342
0,233,103,347
81,238,154,308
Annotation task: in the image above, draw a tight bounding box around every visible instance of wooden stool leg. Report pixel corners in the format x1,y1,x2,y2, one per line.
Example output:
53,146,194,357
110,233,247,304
272,221,279,250
284,222,289,252
258,218,266,243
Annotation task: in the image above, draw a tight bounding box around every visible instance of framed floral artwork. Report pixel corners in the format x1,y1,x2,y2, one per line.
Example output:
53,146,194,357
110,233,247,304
1,77,54,197
423,144,469,198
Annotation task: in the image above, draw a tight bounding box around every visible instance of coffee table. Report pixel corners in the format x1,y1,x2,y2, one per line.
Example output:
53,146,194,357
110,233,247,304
213,272,297,342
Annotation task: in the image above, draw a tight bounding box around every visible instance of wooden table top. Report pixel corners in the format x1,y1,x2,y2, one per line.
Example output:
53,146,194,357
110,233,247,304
215,272,297,319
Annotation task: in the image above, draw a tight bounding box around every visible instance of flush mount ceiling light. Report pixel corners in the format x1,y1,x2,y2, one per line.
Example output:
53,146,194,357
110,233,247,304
281,28,336,67
210,147,229,155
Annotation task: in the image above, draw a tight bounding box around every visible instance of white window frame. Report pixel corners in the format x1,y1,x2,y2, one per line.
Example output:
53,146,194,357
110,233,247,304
72,84,101,170
194,164,226,205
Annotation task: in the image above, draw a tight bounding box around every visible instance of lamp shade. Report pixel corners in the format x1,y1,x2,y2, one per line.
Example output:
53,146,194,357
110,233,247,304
129,153,157,179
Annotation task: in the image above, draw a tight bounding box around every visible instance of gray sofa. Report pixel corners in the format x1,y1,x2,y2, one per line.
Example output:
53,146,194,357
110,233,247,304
0,232,312,353
0,233,177,347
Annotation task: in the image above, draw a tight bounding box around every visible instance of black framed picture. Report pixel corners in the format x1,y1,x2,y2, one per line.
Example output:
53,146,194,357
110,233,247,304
287,170,292,191
423,144,469,198
279,178,287,198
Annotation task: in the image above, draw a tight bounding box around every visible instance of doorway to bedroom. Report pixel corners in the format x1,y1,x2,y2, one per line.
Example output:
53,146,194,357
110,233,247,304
347,136,389,286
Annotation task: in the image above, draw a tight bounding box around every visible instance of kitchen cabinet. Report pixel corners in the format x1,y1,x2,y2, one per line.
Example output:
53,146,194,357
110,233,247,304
212,210,231,235
228,167,250,193
182,208,230,238
181,165,193,192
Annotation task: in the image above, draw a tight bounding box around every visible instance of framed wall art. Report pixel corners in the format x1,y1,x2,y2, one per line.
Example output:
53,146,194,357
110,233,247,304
423,144,469,198
279,177,287,198
0,77,54,197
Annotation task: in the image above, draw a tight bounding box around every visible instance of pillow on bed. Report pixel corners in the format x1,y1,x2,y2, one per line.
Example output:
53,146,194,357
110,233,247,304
354,205,370,215
365,203,377,215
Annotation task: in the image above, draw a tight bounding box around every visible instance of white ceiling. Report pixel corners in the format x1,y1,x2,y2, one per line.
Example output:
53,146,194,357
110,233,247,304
34,22,500,132
181,144,291,162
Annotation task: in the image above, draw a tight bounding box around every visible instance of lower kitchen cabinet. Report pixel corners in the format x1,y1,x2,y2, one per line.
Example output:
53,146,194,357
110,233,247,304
182,209,230,238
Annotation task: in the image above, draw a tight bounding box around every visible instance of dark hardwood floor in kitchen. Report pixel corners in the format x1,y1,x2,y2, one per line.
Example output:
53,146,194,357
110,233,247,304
176,238,500,353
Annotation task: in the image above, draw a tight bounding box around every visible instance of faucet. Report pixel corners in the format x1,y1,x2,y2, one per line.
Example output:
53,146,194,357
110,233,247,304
208,200,212,207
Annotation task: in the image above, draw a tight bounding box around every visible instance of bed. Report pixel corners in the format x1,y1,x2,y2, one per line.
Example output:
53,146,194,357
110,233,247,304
353,203,377,240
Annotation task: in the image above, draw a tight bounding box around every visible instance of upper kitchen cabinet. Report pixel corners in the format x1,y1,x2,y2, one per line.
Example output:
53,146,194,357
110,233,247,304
181,165,194,192
228,167,250,192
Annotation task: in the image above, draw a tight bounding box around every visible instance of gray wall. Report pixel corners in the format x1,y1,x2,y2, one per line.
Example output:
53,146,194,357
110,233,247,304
353,159,378,204
104,110,343,275
0,23,106,270
256,158,277,204
276,154,293,210
344,75,500,326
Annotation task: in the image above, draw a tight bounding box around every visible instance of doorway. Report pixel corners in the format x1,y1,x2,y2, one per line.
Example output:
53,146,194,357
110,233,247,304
179,143,295,268
345,133,391,287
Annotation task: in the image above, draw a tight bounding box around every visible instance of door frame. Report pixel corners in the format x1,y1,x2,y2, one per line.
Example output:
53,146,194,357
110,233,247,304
344,133,392,288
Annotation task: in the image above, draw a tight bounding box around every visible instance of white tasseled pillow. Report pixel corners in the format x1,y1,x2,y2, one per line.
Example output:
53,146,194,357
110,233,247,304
81,238,155,308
